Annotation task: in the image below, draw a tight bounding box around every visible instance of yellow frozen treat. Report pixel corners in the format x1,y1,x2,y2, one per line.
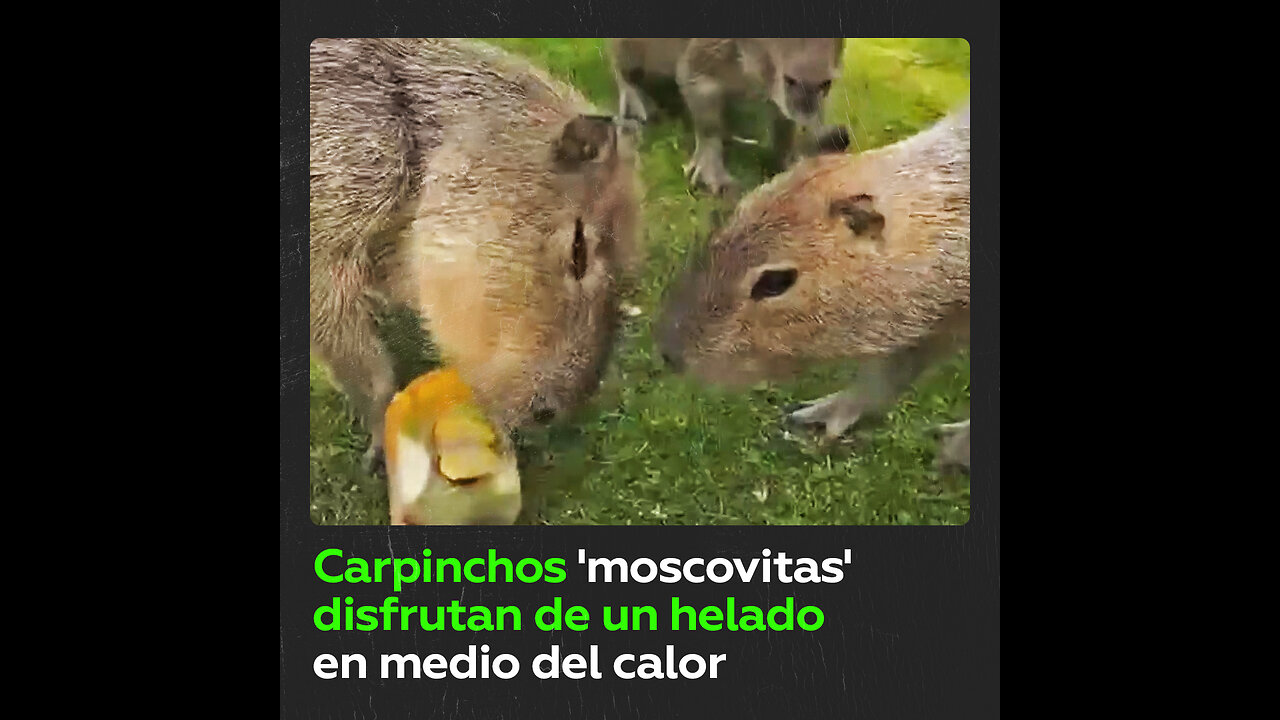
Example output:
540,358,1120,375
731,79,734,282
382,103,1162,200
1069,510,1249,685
384,368,521,525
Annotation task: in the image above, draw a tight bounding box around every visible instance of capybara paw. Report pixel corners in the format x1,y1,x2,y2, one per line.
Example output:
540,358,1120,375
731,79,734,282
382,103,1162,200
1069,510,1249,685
786,391,866,440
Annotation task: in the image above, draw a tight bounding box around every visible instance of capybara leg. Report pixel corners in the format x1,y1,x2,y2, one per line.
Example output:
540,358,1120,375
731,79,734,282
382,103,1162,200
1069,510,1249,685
679,78,738,198
312,283,395,472
787,387,868,440
934,419,970,473
612,40,652,124
787,352,922,440
319,342,394,472
617,72,652,124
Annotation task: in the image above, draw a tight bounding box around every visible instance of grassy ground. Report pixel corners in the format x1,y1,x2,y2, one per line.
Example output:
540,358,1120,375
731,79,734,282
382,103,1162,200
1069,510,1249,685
309,38,971,526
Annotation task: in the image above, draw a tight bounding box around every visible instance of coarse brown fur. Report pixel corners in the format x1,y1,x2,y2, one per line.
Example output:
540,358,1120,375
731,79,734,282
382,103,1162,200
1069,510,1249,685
657,106,969,461
310,38,640,461
610,38,846,197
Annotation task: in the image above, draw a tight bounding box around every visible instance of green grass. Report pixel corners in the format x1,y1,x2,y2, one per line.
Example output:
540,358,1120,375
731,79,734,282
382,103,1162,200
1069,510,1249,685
309,38,971,526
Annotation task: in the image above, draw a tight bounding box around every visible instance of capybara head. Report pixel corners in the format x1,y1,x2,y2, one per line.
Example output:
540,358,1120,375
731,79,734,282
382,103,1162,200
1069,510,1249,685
403,104,641,431
658,110,970,386
766,38,845,131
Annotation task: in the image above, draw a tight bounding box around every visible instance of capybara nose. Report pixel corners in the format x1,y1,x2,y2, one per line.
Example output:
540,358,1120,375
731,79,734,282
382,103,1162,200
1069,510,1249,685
816,125,851,154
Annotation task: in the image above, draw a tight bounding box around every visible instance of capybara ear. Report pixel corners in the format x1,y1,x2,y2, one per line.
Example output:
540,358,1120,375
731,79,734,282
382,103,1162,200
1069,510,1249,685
553,114,616,169
829,194,885,239
815,125,851,154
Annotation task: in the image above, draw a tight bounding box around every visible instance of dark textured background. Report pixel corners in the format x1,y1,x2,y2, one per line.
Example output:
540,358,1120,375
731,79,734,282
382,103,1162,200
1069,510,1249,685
281,2,1000,716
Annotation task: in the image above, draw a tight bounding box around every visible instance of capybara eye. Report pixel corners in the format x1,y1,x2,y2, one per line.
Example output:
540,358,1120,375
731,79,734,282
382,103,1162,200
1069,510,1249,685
819,80,832,94
750,268,798,300
572,217,588,280
784,75,797,87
